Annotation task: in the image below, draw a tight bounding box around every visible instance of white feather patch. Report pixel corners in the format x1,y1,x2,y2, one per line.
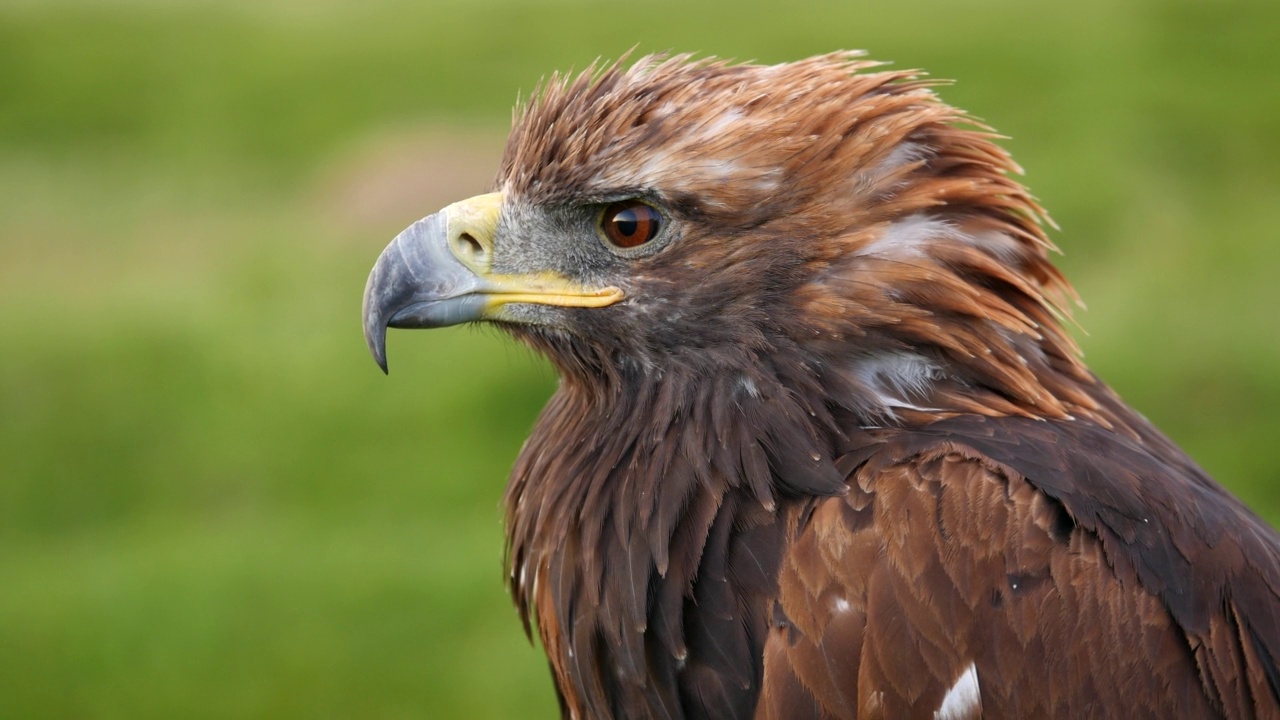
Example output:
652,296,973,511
850,351,942,413
857,213,967,259
854,141,931,191
935,662,982,720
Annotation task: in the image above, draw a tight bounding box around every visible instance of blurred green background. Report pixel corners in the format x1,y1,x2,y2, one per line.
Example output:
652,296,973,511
1,0,1277,716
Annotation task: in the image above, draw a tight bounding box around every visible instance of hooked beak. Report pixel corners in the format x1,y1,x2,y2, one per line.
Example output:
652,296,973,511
361,192,624,373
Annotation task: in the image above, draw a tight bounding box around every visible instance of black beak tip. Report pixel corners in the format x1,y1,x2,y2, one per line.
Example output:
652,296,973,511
364,315,391,375
371,337,390,375
363,264,394,374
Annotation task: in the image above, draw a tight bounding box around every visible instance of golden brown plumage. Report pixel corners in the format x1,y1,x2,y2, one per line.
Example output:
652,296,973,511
362,53,1280,718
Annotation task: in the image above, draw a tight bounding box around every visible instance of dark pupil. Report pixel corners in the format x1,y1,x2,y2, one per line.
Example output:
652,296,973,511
615,210,640,239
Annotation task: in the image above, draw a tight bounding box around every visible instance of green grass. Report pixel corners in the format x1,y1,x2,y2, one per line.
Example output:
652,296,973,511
1,0,1278,716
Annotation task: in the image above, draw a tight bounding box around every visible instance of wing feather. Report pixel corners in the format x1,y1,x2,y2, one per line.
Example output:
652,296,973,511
760,416,1280,717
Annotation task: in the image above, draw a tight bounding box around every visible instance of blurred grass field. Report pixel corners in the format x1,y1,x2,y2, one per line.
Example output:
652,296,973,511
1,0,1277,716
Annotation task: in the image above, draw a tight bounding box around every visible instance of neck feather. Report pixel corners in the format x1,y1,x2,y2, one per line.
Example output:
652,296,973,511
503,352,845,715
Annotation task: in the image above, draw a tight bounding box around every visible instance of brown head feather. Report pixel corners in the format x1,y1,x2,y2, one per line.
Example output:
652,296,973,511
495,53,1132,428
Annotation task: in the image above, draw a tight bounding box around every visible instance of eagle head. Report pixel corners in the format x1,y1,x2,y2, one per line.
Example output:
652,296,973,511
364,52,1109,433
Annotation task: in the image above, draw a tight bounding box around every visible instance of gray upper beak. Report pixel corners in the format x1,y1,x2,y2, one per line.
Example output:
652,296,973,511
361,212,489,373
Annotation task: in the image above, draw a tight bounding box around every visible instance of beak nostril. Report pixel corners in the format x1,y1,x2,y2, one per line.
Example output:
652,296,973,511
454,232,486,264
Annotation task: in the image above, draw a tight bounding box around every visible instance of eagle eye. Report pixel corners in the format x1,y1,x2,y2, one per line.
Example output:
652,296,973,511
600,200,663,249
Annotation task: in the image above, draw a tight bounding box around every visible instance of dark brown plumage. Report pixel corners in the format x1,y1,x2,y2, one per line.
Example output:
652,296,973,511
362,53,1280,718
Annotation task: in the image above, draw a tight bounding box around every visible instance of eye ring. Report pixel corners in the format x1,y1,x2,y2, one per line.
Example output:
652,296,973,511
599,200,664,250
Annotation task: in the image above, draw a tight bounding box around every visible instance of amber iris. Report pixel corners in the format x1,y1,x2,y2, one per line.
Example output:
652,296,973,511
601,200,663,249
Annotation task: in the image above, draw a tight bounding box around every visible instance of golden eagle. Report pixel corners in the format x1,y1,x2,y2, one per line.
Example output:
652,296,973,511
362,53,1280,718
